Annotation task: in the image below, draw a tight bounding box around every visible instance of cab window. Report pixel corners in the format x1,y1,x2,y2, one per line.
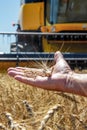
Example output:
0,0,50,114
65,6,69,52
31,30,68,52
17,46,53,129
20,0,44,4
46,0,87,24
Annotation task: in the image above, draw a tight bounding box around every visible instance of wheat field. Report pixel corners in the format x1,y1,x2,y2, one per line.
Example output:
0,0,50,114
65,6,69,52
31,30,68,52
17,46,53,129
0,69,87,130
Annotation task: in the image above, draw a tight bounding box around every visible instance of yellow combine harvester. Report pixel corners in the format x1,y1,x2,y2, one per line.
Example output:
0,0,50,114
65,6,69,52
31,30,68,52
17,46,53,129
11,0,87,53
0,0,87,70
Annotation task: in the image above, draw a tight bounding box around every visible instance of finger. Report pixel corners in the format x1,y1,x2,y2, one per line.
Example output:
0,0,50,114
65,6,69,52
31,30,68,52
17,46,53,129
15,74,60,91
15,67,44,73
7,67,15,71
15,67,30,71
54,51,70,68
8,67,45,78
52,51,72,74
54,51,68,66
8,70,25,77
54,51,63,62
7,67,23,73
14,75,50,89
8,67,28,72
14,74,65,91
8,67,40,75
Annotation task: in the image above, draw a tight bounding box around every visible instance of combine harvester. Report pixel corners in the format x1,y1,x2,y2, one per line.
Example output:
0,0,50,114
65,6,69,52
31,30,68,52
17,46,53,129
0,0,87,70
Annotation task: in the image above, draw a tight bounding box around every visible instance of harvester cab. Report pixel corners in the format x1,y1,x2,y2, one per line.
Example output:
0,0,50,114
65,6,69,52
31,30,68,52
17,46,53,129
41,0,87,53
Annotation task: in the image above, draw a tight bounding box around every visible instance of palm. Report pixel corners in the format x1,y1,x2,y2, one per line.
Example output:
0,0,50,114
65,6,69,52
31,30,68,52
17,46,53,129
8,51,72,91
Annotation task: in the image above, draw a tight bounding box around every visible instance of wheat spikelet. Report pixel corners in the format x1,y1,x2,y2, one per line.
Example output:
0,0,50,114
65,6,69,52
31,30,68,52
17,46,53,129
4,112,26,130
23,100,34,117
38,104,61,130
5,112,14,128
0,123,7,130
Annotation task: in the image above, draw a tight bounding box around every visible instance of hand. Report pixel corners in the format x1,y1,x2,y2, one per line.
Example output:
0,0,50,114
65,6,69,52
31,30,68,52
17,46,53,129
7,51,73,92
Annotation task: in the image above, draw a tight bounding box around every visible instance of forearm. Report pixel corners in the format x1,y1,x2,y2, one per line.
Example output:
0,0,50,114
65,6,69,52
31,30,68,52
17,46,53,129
65,73,87,97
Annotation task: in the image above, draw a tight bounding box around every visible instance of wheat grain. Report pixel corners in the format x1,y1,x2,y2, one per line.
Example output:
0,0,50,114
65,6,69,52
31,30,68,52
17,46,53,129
23,62,53,79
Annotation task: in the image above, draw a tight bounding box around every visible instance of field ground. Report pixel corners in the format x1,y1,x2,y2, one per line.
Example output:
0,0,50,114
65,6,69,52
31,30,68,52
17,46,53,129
0,70,87,130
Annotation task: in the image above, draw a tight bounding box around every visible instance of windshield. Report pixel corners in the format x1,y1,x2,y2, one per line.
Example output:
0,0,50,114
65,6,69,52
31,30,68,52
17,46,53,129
47,0,87,24
20,0,44,4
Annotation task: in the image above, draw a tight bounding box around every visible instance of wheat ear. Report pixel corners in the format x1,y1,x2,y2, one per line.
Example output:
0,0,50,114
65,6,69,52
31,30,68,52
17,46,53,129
0,123,7,130
4,112,26,130
38,104,61,130
23,100,34,117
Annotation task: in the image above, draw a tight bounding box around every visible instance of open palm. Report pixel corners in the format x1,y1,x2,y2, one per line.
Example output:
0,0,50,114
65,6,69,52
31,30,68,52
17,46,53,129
8,51,73,91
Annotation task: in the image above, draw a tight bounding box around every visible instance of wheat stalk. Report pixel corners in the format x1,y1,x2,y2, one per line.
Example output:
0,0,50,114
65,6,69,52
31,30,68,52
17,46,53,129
38,104,61,130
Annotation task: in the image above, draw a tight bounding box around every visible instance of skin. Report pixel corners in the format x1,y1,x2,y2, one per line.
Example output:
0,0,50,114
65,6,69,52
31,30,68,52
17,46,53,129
8,51,87,97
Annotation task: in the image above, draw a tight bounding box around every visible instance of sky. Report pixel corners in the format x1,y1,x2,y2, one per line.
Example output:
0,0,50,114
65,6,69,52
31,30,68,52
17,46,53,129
0,0,20,32
0,0,20,52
